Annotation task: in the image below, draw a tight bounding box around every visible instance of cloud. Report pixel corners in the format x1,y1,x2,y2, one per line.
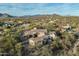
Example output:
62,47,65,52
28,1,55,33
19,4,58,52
0,3,79,16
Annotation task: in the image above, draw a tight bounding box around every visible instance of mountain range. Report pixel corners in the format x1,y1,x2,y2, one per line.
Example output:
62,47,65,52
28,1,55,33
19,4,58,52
0,13,77,18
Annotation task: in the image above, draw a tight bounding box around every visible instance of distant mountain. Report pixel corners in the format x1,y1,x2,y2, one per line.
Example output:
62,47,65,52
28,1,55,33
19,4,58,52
0,13,64,18
19,14,61,18
0,13,14,18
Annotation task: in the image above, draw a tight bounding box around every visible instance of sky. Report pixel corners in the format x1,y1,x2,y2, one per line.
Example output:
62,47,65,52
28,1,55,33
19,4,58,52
0,3,79,16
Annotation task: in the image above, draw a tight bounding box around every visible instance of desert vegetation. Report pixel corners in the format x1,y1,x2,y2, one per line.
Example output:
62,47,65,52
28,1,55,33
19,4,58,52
0,14,79,56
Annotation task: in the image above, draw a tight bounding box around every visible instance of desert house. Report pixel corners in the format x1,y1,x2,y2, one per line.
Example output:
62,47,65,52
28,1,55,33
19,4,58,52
22,29,47,38
20,29,48,46
20,29,54,48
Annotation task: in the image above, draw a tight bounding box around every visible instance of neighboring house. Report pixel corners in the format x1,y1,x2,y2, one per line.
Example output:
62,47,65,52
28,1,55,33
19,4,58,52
49,20,54,23
2,22,14,28
49,30,62,39
21,23,30,27
62,24,70,29
62,24,72,32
